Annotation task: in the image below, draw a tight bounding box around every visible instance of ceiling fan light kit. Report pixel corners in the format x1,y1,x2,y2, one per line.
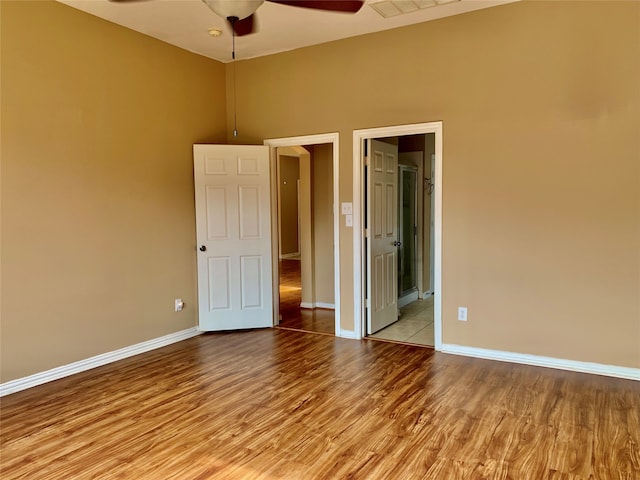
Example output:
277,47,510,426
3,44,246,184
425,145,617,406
201,0,264,21
200,0,365,37
109,0,364,37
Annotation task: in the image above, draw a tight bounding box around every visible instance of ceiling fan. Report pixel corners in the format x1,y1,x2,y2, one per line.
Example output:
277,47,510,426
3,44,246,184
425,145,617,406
110,1,365,36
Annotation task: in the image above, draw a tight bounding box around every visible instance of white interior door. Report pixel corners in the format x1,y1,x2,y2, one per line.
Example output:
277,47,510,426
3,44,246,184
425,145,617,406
367,139,399,334
193,144,273,331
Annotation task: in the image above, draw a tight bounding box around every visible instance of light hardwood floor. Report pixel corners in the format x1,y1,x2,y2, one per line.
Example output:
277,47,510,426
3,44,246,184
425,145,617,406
1,329,639,479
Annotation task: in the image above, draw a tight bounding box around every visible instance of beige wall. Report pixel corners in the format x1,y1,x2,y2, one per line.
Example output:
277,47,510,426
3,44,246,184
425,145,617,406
226,1,640,368
278,155,300,255
311,144,335,306
1,1,227,381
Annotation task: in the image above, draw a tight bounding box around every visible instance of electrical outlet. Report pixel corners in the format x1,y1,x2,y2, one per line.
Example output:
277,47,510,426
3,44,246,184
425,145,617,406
175,298,184,312
458,306,467,321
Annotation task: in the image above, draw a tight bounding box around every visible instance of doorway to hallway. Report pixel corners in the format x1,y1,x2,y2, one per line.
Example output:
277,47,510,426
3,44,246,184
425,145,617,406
265,133,340,337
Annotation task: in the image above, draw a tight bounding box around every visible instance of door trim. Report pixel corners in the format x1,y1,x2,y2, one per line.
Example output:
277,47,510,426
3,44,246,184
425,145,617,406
353,122,443,349
264,133,341,336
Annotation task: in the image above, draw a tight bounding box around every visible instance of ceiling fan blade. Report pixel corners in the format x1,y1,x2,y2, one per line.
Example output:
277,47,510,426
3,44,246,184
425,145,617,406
231,14,256,36
267,0,364,13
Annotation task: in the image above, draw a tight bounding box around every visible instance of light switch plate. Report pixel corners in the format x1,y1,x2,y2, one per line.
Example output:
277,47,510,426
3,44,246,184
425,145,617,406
341,202,353,215
175,298,184,312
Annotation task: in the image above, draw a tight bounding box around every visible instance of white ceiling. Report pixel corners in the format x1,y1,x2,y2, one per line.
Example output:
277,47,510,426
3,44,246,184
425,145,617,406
58,0,518,63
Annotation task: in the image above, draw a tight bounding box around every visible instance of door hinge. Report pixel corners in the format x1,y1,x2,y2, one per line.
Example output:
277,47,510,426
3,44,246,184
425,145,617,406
366,298,371,308
364,228,369,238
364,156,370,167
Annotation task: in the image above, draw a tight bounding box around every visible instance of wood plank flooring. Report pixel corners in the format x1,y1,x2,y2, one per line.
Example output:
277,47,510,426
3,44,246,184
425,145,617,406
1,329,639,479
278,259,335,335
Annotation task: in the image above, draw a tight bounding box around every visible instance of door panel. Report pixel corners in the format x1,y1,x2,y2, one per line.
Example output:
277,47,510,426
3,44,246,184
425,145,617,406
386,184,395,235
240,255,263,308
194,144,273,331
386,252,396,306
367,139,399,334
206,187,228,238
208,257,231,310
238,185,261,239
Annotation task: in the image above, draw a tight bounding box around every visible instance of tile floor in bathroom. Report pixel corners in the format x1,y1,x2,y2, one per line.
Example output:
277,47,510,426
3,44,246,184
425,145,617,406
369,296,434,346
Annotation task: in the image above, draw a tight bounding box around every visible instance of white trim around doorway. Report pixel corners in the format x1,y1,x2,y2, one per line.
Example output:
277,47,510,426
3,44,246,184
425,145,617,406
264,133,341,337
352,122,443,350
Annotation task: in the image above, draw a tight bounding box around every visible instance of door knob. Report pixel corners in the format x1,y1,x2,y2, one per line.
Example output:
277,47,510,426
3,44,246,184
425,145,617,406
199,245,207,252
393,241,402,247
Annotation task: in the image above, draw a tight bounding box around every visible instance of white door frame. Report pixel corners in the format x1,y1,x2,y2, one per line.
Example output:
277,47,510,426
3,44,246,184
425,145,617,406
353,122,443,349
264,133,341,336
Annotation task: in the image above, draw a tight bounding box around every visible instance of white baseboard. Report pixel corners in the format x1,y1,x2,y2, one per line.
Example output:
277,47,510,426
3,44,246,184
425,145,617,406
315,302,335,310
440,344,640,381
398,291,419,308
300,302,335,310
0,327,201,397
421,291,433,299
338,329,359,340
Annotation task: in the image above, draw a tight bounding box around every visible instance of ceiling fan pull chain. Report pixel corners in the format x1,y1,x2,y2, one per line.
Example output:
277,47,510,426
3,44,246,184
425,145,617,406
228,16,239,137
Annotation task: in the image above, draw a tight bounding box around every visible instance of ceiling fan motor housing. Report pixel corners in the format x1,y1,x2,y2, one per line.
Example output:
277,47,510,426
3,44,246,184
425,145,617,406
202,0,265,20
